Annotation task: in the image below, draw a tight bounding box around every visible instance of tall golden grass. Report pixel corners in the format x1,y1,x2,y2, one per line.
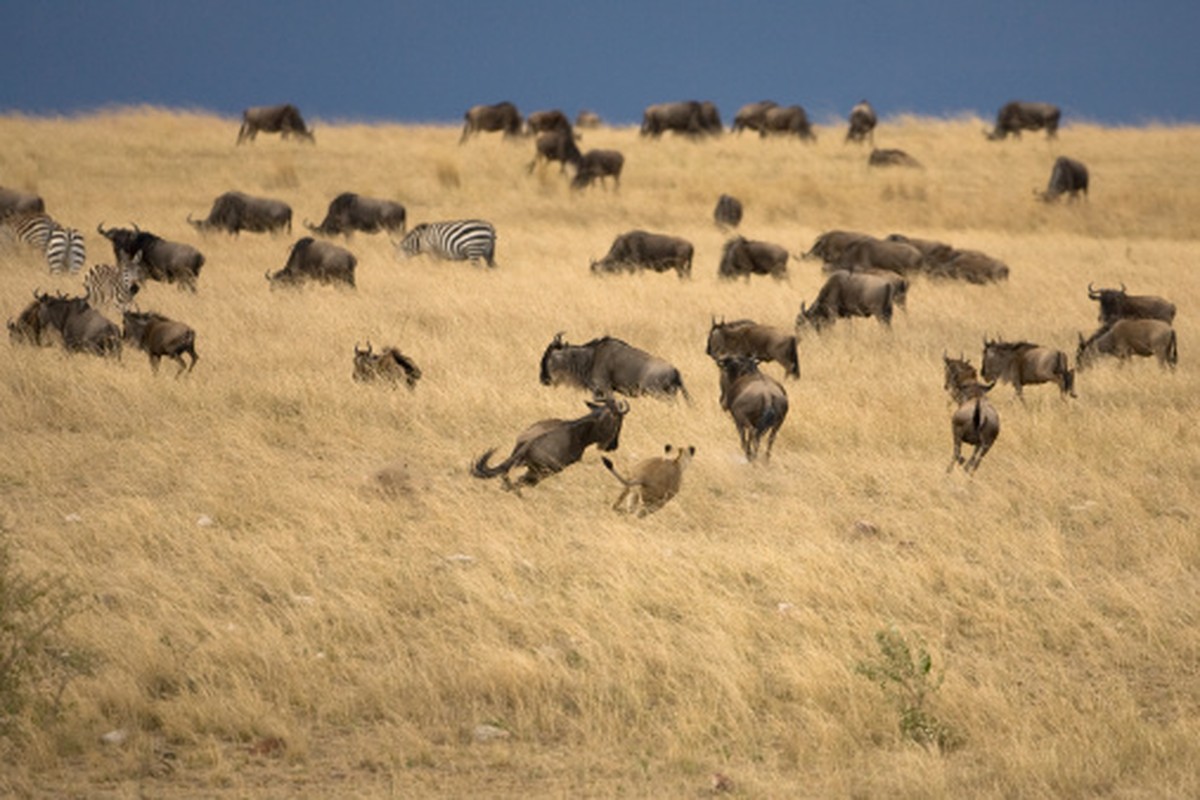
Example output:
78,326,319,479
1,108,1198,797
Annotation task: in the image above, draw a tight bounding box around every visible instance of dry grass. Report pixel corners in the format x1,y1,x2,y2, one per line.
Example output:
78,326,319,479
1,108,1198,798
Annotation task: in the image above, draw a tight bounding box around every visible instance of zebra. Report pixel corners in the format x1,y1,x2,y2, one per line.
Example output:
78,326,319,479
45,226,86,274
8,212,57,250
396,219,497,267
82,261,141,312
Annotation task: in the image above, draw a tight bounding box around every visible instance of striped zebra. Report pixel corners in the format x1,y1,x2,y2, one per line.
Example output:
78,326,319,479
396,219,497,267
9,212,57,250
45,226,86,274
82,261,140,312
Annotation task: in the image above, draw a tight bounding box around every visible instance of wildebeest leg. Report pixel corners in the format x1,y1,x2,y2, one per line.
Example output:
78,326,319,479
762,426,780,463
149,354,161,374
966,441,992,473
947,437,964,473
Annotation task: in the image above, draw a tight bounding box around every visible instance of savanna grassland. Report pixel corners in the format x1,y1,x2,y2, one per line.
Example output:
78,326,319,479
1,108,1198,798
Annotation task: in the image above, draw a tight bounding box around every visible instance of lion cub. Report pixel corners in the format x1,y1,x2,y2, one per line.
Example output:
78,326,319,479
601,444,695,516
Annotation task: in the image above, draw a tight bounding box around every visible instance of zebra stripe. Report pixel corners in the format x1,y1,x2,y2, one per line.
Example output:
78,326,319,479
83,262,140,311
45,227,86,274
397,219,496,267
11,213,56,250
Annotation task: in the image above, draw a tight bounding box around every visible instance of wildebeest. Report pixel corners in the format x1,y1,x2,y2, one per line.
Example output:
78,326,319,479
460,101,522,143
641,100,721,137
471,397,629,492
27,292,121,356
237,104,314,144
575,110,602,129
713,194,743,228
352,341,421,389
1087,283,1175,325
1076,319,1177,369
602,444,695,516
804,229,877,264
714,356,789,463
947,382,1000,474
305,192,407,237
730,101,778,134
540,332,690,401
981,338,1075,399
591,230,693,278
266,237,356,288
885,233,956,271
718,237,788,281
122,310,198,376
943,353,985,402
526,109,574,136
189,191,292,235
831,237,924,275
0,186,44,219
706,318,800,379
869,148,921,168
96,223,205,292
7,293,47,346
570,149,624,190
795,270,899,331
846,100,877,144
928,249,1009,284
762,105,816,140
1039,156,1089,202
528,129,583,174
987,101,1060,140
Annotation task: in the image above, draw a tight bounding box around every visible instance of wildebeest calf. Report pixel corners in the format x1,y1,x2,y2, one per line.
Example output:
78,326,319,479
1076,319,1177,370
122,310,198,376
352,342,421,389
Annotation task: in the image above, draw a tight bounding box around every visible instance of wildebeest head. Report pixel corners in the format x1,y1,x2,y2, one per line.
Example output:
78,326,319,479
353,341,422,389
539,331,584,387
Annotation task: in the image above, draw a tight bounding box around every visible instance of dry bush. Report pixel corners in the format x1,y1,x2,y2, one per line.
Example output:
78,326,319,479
0,109,1198,798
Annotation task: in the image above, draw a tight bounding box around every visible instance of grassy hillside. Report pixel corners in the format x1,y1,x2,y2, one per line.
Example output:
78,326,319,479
1,108,1198,798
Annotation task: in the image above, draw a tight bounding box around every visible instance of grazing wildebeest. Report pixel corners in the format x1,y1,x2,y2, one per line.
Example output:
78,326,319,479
713,194,743,228
570,149,624,190
731,101,778,134
539,332,690,401
189,191,292,235
528,129,583,174
237,104,314,144
706,318,800,379
641,100,720,137
266,237,356,288
947,384,1000,474
846,100,877,144
762,105,816,140
602,444,695,516
31,293,121,356
575,110,602,129
1039,156,1089,202
795,270,899,331
981,338,1076,399
591,230,693,278
352,341,421,389
471,397,629,492
460,102,523,143
96,223,205,292
714,355,789,463
1087,283,1175,325
886,233,956,271
803,229,875,264
838,266,910,310
1076,319,1177,370
717,237,789,281
987,101,1060,140
832,237,924,275
929,249,1009,284
8,292,51,345
525,109,574,136
305,192,407,237
0,186,44,219
122,310,198,376
869,148,921,168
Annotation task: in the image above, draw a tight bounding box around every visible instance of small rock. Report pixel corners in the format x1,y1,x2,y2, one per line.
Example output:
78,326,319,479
851,519,880,537
196,515,215,527
473,724,510,742
64,513,83,523
446,554,476,566
100,728,128,746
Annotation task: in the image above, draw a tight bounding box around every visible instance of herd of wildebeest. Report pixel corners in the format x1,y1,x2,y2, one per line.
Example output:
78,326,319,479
1,97,1180,511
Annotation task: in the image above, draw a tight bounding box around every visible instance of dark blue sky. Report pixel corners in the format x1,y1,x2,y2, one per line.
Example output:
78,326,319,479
2,2,1197,126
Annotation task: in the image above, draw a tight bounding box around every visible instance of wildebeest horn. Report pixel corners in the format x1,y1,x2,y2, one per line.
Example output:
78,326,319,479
615,398,630,414
1087,282,1099,299
96,221,108,235
264,269,272,281
552,331,565,346
1119,282,1126,293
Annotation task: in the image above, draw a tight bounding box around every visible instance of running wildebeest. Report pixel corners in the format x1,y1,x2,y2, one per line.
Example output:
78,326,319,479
471,397,629,492
1076,319,1177,370
7,293,47,346
714,355,789,463
987,101,1060,140
188,191,293,235
528,129,583,174
29,292,121,356
761,105,816,140
846,100,877,144
713,194,743,229
1087,283,1175,325
796,270,899,331
731,100,778,134
540,332,690,401
96,222,205,292
981,338,1076,399
460,101,523,142
602,444,695,516
717,236,788,280
122,310,198,376
947,380,1000,474
1039,156,1089,201
305,192,407,237
591,230,693,278
266,237,356,288
571,150,624,190
0,186,44,219
237,104,314,144
641,100,721,137
706,318,800,379
869,148,921,168
352,341,421,389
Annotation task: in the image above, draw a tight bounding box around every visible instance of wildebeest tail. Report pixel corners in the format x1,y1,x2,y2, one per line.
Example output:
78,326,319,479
1168,329,1178,366
471,448,516,479
1055,351,1076,397
756,404,780,436
971,397,984,433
